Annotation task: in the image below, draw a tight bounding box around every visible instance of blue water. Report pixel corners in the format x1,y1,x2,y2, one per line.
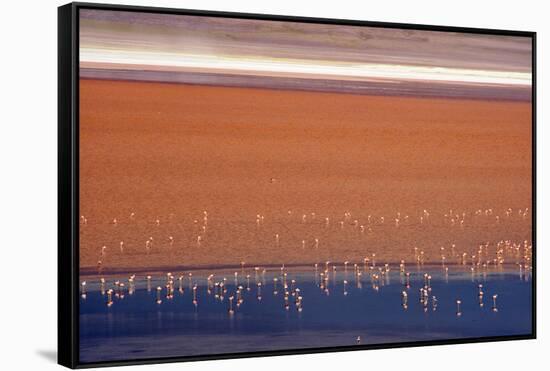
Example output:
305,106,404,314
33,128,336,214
79,266,532,363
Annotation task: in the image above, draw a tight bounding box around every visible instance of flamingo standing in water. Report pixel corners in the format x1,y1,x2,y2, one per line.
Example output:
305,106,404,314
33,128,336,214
228,295,235,314
81,281,87,299
257,282,262,301
478,284,484,307
156,286,162,304
192,284,198,306
401,290,408,309
343,280,348,296
106,289,113,307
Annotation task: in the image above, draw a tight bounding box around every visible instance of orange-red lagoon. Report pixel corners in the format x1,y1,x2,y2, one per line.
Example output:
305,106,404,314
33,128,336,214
79,79,532,274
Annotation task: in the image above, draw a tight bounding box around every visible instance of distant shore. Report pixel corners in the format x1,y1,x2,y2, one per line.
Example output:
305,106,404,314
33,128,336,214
80,68,532,102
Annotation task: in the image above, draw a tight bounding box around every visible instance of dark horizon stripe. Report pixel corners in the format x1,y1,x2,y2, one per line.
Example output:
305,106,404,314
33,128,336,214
80,68,531,102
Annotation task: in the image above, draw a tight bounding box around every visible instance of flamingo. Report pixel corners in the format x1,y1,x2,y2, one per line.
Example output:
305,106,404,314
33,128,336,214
156,286,162,304
106,289,113,307
192,284,198,306
81,281,87,298
228,295,235,314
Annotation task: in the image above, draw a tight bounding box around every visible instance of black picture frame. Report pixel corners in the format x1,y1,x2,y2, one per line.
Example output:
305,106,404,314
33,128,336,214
58,2,537,368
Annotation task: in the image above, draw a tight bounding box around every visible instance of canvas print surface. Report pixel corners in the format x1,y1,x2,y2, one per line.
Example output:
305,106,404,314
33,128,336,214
78,9,533,363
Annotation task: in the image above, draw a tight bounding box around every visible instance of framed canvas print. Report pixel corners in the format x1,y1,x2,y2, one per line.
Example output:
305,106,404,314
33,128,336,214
58,2,536,368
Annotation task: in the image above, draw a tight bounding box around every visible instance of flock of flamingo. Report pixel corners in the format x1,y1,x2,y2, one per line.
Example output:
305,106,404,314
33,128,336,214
80,243,531,318
79,206,531,274
79,207,531,323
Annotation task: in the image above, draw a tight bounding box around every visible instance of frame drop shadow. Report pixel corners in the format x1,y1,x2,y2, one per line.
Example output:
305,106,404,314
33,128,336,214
36,350,57,363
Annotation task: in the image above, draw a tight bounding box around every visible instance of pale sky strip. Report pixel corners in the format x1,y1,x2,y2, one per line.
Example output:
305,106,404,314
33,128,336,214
80,48,532,86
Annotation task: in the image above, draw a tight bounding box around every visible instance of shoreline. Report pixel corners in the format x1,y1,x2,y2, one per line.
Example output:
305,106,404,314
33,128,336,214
79,261,530,280
79,75,532,103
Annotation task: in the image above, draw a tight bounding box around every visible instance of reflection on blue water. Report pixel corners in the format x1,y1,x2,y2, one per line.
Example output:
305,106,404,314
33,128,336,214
79,266,532,363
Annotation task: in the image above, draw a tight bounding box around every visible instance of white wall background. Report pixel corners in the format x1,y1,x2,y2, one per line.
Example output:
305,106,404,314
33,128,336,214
0,0,545,369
